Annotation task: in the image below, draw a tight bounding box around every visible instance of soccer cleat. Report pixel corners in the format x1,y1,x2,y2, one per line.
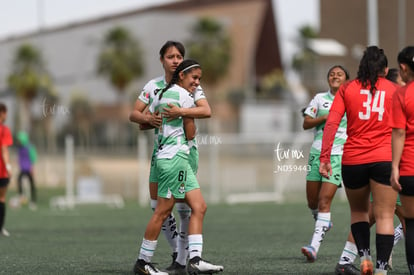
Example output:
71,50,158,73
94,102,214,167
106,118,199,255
165,261,186,275
1,228,10,237
165,252,178,271
29,202,38,211
187,256,224,274
133,259,168,275
301,245,317,262
360,259,374,275
334,263,360,275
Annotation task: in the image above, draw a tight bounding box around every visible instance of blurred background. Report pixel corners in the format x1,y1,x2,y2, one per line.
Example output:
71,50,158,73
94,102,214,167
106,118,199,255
0,0,412,207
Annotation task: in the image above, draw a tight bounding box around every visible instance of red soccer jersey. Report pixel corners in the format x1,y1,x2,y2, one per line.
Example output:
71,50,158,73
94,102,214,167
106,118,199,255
0,125,13,178
389,81,414,175
320,77,398,165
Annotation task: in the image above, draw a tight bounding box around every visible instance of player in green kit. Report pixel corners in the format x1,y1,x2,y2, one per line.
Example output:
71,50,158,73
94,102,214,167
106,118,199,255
133,59,223,275
301,65,359,275
129,41,211,273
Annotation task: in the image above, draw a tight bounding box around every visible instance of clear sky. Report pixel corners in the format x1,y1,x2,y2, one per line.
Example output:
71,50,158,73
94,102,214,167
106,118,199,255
0,0,319,65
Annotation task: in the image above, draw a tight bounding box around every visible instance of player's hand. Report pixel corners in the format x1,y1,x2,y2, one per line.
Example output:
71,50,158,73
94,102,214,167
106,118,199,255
6,163,11,178
147,111,162,128
390,168,402,192
162,103,182,121
139,123,154,130
319,162,332,179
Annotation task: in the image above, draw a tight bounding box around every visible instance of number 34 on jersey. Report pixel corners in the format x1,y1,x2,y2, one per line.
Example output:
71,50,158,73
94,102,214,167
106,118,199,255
358,89,386,121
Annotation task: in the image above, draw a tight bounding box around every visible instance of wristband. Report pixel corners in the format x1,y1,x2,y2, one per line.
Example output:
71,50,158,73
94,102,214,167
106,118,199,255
6,164,11,172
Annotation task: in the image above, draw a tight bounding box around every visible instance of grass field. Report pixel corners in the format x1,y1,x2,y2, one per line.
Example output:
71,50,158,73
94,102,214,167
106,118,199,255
0,188,409,274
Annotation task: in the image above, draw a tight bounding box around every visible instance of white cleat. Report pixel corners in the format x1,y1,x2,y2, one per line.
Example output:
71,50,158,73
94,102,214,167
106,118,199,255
1,228,10,237
133,259,168,275
187,256,224,274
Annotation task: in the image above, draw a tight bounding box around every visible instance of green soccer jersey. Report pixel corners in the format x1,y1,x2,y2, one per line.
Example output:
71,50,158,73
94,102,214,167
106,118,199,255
149,84,194,159
137,76,206,151
304,91,347,155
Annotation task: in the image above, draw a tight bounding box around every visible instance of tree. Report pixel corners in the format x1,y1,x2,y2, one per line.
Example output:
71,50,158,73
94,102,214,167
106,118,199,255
291,25,320,96
97,26,143,98
291,25,318,71
96,26,144,146
7,43,55,132
69,93,93,150
187,17,231,85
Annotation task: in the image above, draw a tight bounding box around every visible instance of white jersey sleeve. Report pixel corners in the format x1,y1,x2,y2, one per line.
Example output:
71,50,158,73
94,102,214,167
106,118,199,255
138,76,166,106
193,85,206,103
183,92,194,109
303,94,321,118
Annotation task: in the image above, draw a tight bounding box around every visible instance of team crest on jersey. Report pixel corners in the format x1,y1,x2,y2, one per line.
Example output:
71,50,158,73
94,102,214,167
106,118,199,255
178,183,185,194
141,91,149,99
310,107,317,114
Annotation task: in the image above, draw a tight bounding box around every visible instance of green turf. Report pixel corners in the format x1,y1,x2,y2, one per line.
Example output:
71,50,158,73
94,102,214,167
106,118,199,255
0,188,408,274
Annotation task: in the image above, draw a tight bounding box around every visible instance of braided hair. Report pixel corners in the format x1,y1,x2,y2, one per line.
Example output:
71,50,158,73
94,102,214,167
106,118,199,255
356,46,388,94
158,59,201,100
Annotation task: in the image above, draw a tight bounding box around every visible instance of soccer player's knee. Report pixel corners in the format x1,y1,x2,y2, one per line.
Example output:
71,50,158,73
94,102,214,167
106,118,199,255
199,202,207,215
190,202,207,217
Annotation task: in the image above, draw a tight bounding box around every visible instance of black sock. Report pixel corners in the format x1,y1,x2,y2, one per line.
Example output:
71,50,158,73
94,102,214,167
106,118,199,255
351,221,371,257
376,234,394,270
405,218,414,274
0,202,5,229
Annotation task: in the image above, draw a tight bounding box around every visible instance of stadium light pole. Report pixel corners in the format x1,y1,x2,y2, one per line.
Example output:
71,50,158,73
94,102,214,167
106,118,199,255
37,0,44,30
398,0,406,50
367,0,379,46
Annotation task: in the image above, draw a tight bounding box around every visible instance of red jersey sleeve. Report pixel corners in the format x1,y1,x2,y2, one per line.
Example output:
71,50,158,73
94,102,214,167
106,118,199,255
320,83,347,163
390,87,407,129
0,126,13,146
0,125,13,178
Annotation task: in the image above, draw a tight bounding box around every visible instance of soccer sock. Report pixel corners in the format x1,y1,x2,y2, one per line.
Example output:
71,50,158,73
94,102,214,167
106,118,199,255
405,218,414,274
310,212,331,253
151,199,178,253
376,234,394,270
139,238,157,263
310,208,318,221
394,223,404,246
175,202,191,266
375,269,387,275
0,202,5,230
188,234,203,260
339,241,358,265
351,221,371,258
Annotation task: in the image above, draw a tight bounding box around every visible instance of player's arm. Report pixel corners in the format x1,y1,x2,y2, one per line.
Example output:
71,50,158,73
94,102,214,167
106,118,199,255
129,100,162,129
303,114,328,130
162,98,211,120
2,138,11,177
319,87,346,176
183,117,196,141
390,128,405,192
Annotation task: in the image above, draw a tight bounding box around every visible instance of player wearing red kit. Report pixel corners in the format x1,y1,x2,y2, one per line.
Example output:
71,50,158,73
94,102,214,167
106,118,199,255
390,46,414,275
320,78,397,165
320,46,399,275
